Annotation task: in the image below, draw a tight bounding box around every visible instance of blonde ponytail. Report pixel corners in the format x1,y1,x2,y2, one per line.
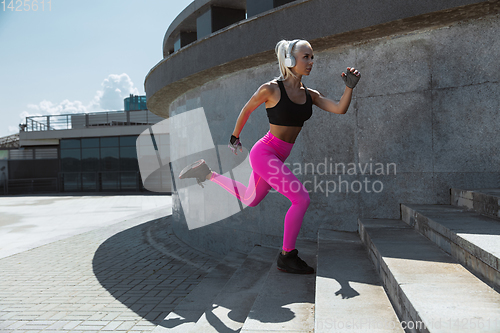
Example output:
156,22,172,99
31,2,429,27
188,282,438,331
275,39,298,81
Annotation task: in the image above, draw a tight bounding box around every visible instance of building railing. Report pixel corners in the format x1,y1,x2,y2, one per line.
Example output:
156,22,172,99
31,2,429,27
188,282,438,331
0,172,148,195
58,171,145,192
2,178,59,195
24,110,164,132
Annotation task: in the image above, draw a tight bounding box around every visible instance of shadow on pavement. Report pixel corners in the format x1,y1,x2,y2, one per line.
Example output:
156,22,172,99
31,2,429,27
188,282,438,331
92,216,216,325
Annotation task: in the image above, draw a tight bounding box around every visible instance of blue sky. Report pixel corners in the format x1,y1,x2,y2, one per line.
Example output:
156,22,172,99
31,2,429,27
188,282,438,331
0,0,193,138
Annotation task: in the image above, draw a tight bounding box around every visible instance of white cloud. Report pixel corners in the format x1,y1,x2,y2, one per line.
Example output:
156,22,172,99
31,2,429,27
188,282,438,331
26,99,89,116
8,126,18,133
19,73,141,122
92,73,140,111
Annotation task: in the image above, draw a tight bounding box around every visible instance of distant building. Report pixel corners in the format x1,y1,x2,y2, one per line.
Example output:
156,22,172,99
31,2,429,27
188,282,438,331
124,94,147,111
0,95,169,195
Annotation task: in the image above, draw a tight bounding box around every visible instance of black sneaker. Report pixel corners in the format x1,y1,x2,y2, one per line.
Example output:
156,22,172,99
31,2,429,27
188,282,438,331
178,159,212,188
277,249,315,274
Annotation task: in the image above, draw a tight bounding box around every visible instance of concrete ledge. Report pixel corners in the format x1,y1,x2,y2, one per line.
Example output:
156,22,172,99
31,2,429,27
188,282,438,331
19,125,153,142
145,0,500,118
359,218,500,333
401,203,500,291
163,0,246,57
451,188,500,220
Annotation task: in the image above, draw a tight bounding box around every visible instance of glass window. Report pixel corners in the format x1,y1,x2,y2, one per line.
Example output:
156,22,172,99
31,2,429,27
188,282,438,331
60,139,80,149
63,173,81,192
101,172,119,190
82,138,100,148
174,38,181,52
82,148,99,171
196,9,212,40
61,149,81,172
100,147,119,171
120,146,138,171
100,137,119,147
82,172,97,191
121,172,138,190
120,136,137,147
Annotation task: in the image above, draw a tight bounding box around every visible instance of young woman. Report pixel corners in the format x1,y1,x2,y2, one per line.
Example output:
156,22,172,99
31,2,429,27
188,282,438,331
179,39,360,274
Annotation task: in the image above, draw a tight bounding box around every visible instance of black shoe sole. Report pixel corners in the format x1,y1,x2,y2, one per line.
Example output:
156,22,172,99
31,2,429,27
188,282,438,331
277,266,315,274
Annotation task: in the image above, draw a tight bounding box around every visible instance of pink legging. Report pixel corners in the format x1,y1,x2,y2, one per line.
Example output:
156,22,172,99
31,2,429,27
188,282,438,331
209,131,310,252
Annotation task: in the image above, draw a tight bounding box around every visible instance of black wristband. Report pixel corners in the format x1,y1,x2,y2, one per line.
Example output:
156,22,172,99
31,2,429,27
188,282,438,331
230,135,239,145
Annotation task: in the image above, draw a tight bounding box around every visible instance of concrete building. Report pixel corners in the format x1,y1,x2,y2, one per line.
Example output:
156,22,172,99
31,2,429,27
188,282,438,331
145,0,500,255
1,95,167,195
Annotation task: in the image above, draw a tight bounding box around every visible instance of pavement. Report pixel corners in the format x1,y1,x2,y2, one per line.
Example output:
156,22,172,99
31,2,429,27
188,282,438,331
0,194,221,332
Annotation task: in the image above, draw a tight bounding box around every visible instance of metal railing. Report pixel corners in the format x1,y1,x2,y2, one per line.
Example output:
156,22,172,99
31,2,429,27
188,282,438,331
58,171,145,192
0,172,147,195
3,178,58,195
24,110,164,132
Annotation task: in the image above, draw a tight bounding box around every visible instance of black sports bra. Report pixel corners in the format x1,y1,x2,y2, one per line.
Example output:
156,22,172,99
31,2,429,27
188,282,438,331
266,80,313,127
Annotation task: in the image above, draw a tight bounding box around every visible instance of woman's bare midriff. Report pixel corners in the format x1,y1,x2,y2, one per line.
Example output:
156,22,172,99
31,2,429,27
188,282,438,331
269,124,302,143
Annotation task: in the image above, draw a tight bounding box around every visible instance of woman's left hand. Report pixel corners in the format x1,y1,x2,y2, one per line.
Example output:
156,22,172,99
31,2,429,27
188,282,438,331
341,67,361,89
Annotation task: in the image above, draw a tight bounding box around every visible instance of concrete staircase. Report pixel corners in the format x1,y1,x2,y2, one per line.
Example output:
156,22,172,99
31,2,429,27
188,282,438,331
153,188,500,332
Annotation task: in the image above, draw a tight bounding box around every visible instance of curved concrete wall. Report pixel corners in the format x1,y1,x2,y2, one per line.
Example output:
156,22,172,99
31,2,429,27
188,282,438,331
146,0,500,255
163,0,246,57
145,0,498,119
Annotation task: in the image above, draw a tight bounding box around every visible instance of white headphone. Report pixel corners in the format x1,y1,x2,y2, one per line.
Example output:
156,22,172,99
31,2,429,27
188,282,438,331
284,39,301,68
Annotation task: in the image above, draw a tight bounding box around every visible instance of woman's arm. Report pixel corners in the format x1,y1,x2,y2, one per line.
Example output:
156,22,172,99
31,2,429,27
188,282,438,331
309,67,360,114
232,82,274,137
309,86,353,115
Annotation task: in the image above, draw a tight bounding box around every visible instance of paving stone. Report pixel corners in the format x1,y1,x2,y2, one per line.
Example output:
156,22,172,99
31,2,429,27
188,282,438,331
0,196,221,333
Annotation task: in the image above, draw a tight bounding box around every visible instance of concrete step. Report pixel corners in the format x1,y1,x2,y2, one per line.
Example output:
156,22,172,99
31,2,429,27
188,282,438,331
359,218,500,333
315,228,404,333
152,251,247,333
240,240,317,333
401,203,500,291
451,188,500,220
189,245,278,333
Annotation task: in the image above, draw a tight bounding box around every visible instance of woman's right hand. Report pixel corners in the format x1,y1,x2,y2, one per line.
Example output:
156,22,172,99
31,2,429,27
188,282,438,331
228,135,243,155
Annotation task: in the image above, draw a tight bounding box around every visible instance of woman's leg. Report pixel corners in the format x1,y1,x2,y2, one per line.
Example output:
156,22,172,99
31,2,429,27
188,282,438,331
209,170,272,207
251,154,310,252
208,133,310,252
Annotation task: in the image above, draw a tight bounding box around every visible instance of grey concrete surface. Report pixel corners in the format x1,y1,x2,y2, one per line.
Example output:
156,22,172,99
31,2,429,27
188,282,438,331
357,91,433,173
0,200,226,333
359,218,500,333
452,188,500,219
434,173,500,205
432,83,500,173
401,203,500,290
0,195,171,259
315,229,403,333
